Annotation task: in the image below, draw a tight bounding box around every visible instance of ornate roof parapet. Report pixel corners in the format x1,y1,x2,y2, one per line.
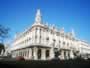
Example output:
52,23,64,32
49,24,53,30
54,26,58,32
52,24,58,34
60,27,64,33
66,32,74,40
59,27,64,36
44,22,49,28
71,28,75,38
52,24,55,30
46,22,48,26
65,32,69,39
24,25,31,32
15,32,20,38
49,24,52,30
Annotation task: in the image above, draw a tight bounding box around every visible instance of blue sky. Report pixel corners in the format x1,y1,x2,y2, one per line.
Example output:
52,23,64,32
0,0,90,43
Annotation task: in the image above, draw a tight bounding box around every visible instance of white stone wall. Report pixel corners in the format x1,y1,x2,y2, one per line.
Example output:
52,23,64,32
11,9,90,60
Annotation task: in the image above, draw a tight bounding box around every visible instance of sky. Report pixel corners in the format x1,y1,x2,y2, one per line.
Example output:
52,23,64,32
0,0,90,43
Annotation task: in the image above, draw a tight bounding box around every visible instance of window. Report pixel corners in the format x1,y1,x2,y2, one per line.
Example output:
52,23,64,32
46,50,49,58
53,39,56,42
47,29,48,32
67,43,69,46
46,37,49,40
51,30,53,34
35,35,37,39
40,28,41,32
59,41,61,43
36,27,38,30
63,41,65,45
56,32,60,36
29,37,31,40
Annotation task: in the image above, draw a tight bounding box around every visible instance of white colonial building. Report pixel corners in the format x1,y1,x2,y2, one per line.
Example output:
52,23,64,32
11,9,90,60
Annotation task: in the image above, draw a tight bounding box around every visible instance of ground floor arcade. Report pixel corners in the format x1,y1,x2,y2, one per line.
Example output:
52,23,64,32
12,47,75,60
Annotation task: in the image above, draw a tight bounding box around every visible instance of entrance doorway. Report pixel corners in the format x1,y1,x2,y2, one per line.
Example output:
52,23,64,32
37,49,41,59
46,50,49,59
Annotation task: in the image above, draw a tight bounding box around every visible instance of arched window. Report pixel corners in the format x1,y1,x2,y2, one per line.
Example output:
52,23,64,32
53,39,56,42
46,50,49,58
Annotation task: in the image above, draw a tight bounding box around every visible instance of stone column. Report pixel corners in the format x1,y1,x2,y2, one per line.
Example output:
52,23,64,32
15,51,16,57
50,48,54,59
17,51,19,56
61,50,64,60
19,50,21,56
68,51,70,59
17,51,18,56
20,50,22,56
16,51,18,57
24,50,26,59
27,49,29,59
23,50,24,57
37,27,40,44
29,48,32,59
16,51,17,56
26,49,28,59
22,49,24,57
33,47,38,60
13,51,14,57
44,30,47,45
24,49,26,59
18,51,19,56
70,50,74,59
64,51,66,60
41,29,44,44
66,51,69,60
41,48,46,60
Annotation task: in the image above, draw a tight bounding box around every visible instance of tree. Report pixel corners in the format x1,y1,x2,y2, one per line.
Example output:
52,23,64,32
0,25,9,42
0,43,5,53
0,25,9,54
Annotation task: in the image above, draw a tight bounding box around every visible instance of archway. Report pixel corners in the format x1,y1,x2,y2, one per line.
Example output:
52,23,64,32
37,49,41,59
46,50,49,59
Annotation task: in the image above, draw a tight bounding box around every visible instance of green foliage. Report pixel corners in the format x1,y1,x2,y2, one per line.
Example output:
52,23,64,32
0,25,9,42
0,43,5,53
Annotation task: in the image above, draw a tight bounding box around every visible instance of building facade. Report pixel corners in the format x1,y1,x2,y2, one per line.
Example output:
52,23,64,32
11,9,90,60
